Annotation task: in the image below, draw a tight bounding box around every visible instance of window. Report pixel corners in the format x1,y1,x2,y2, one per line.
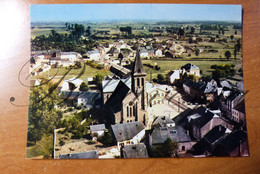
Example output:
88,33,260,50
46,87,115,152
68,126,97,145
182,146,185,151
142,78,144,86
127,106,129,117
130,106,132,116
137,78,140,87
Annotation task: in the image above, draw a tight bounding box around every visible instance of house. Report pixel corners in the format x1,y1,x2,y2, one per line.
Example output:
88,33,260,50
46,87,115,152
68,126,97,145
231,98,245,124
165,50,175,58
111,121,146,150
121,143,149,158
188,106,228,140
166,70,181,84
221,90,244,120
60,52,81,61
58,150,98,159
60,78,83,92
77,91,101,109
213,130,249,157
152,116,175,128
86,49,100,61
191,125,227,155
154,49,163,57
151,126,192,152
90,124,106,137
181,63,200,77
204,79,218,102
147,83,174,107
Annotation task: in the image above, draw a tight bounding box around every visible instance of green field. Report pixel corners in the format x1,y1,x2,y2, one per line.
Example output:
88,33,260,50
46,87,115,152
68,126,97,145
34,64,112,80
142,59,242,79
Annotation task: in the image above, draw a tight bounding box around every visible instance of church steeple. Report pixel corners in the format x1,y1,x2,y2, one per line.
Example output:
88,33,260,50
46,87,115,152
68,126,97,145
132,49,146,75
131,49,147,111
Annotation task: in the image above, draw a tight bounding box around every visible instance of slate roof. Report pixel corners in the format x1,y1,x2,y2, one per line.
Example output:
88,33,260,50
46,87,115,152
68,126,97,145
151,126,191,144
233,99,245,113
90,124,106,132
122,143,149,158
203,125,226,145
220,80,232,89
204,80,218,93
111,121,145,142
132,50,145,75
217,130,248,154
59,150,98,159
172,108,193,125
102,77,131,93
189,106,215,128
152,116,174,127
106,80,131,113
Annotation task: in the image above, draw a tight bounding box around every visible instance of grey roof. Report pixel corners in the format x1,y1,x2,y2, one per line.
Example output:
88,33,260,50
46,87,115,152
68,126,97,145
151,126,191,144
204,80,218,93
122,143,149,158
102,77,131,93
106,80,131,113
204,125,226,145
220,81,232,89
59,151,98,159
132,50,145,75
111,121,145,142
190,106,215,128
217,130,248,154
90,124,106,132
152,116,174,127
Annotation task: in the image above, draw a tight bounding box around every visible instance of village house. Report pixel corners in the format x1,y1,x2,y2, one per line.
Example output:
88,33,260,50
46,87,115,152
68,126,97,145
77,91,101,109
204,79,218,103
121,143,149,158
154,49,163,57
146,83,174,107
166,70,181,84
86,49,101,61
181,63,200,77
90,124,106,137
58,150,98,159
150,125,192,152
191,125,228,155
111,121,146,150
213,130,249,157
187,106,228,140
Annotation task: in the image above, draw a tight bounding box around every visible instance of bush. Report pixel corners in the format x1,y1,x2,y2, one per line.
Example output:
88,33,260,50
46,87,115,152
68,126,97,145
59,139,65,146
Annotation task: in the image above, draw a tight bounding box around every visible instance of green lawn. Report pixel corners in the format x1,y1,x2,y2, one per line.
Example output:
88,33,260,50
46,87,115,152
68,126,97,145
142,59,242,79
35,65,112,80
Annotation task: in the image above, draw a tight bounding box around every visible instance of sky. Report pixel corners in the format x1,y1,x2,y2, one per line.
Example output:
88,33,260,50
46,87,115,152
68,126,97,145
30,4,242,23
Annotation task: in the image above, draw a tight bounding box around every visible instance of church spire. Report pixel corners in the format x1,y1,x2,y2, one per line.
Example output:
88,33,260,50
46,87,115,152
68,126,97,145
132,49,146,75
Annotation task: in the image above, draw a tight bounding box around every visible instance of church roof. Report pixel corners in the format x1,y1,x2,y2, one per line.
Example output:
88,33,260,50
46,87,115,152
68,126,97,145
132,50,146,75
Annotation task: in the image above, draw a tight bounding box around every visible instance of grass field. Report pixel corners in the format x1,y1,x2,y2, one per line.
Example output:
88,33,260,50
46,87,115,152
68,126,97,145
35,64,112,80
142,59,242,79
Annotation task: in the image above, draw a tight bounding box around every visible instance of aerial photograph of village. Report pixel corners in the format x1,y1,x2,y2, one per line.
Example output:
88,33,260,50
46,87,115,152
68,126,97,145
27,4,249,159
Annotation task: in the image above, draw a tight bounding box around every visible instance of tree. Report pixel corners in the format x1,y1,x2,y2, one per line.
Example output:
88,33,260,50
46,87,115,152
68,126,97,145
190,27,195,34
151,138,178,157
195,49,200,57
98,131,114,147
94,73,104,89
28,81,63,144
225,50,231,60
230,35,234,41
157,74,165,83
79,82,89,91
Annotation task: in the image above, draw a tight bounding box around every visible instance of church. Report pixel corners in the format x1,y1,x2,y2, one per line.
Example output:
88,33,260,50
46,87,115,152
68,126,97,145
102,50,148,126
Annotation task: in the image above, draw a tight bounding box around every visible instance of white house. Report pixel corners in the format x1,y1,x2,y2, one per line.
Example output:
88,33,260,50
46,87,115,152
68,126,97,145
86,49,101,61
166,70,181,84
154,49,163,57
